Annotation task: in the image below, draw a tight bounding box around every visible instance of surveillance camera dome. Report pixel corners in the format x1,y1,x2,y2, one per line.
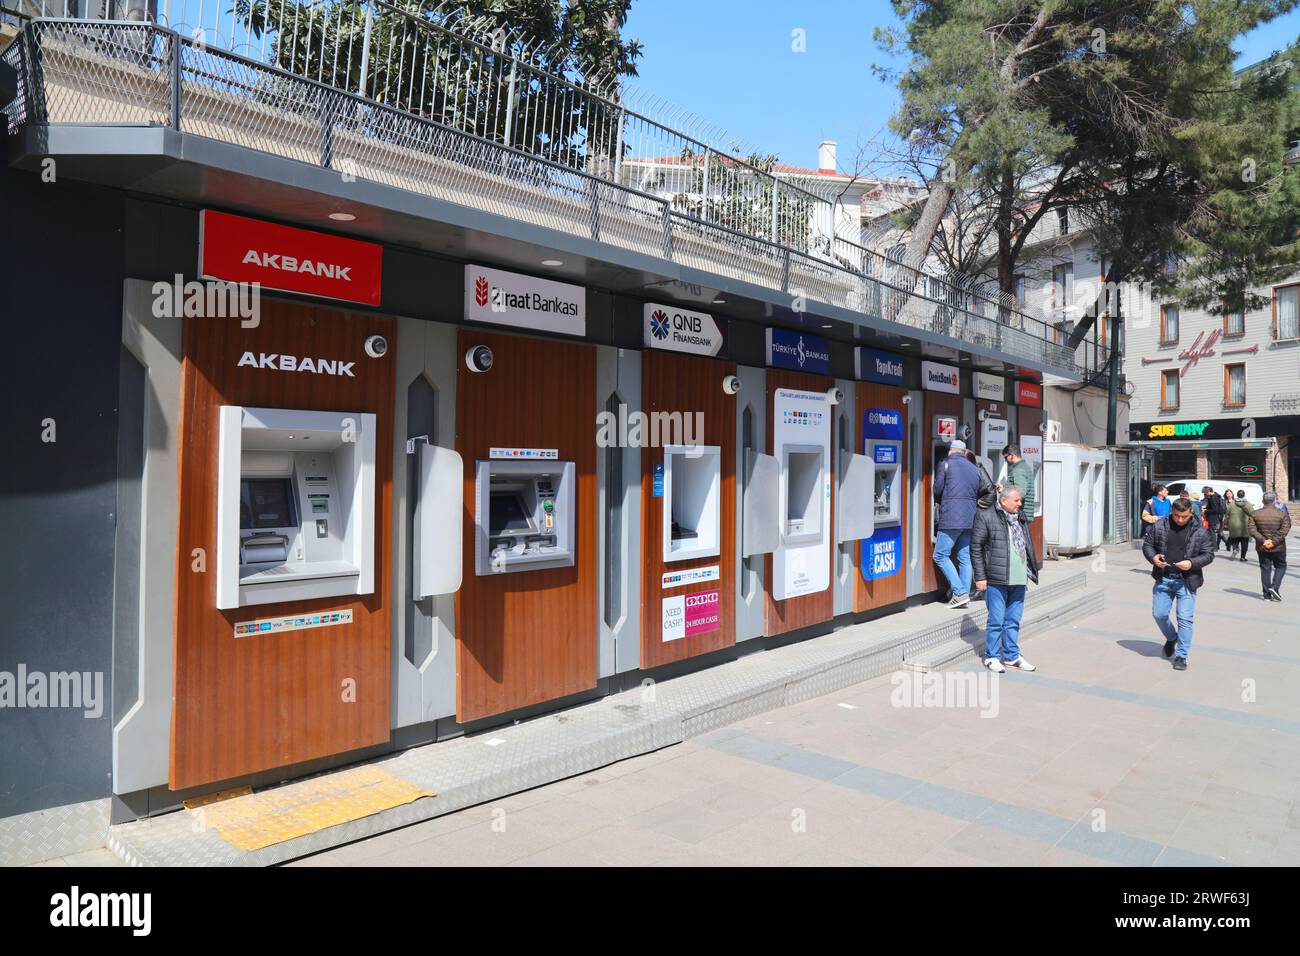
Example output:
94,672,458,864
364,334,388,359
722,375,742,395
465,345,494,373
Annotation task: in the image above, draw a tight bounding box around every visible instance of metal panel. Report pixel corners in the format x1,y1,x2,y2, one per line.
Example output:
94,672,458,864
836,453,877,543
905,390,925,597
833,378,856,616
742,449,779,558
734,364,767,642
596,345,641,677
392,317,458,731
113,280,182,796
414,443,463,597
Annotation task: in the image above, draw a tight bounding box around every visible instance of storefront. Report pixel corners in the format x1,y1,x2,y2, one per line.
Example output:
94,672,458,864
1130,417,1296,499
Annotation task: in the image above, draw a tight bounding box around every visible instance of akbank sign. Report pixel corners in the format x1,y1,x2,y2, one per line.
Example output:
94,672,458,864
766,328,831,374
643,303,725,356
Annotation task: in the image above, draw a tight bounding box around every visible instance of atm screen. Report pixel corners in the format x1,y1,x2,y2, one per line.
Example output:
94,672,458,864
489,492,535,536
240,478,296,530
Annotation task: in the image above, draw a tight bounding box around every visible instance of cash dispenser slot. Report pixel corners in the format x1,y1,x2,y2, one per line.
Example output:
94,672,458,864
662,444,721,563
782,445,824,545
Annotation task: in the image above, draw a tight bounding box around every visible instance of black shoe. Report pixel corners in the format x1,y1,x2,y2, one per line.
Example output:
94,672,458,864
1172,656,1188,671
1269,588,1282,602
1163,640,1176,658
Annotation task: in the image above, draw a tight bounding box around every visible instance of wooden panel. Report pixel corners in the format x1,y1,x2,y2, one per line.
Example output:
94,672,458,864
1017,405,1045,559
920,391,965,593
454,330,597,722
764,368,835,636
640,351,737,668
171,301,395,791
854,383,909,612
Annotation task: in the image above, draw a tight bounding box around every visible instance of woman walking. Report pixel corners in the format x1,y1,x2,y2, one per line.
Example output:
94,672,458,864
1223,489,1254,561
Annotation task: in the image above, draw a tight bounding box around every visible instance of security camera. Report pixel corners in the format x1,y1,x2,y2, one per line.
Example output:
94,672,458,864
364,334,388,359
960,424,973,440
826,386,844,406
901,395,911,405
978,409,988,422
465,345,494,373
722,374,742,395
1038,421,1049,433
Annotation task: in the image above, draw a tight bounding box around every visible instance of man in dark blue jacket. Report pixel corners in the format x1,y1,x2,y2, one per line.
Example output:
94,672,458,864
932,440,994,608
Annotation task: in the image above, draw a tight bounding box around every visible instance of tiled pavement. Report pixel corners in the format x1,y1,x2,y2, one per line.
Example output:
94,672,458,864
289,544,1300,867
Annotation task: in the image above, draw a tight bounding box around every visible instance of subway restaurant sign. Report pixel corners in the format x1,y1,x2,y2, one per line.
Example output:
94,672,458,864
1145,422,1210,439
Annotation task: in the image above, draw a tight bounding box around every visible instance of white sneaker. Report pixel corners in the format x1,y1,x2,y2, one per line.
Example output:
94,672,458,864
984,658,1006,673
1008,657,1036,672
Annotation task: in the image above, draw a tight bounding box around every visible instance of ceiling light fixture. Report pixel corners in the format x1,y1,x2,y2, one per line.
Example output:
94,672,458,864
328,212,356,221
541,259,564,267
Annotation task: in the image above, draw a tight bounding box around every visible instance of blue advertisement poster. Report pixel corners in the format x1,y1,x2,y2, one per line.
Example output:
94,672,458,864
861,407,904,581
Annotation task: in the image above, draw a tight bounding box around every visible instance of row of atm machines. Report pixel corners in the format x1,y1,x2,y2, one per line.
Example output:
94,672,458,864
152,299,1036,796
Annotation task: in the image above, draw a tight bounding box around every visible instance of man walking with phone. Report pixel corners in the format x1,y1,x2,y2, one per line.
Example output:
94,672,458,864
1143,498,1216,671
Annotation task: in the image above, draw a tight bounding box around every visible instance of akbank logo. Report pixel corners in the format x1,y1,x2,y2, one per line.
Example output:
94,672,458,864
474,275,490,307
650,309,671,340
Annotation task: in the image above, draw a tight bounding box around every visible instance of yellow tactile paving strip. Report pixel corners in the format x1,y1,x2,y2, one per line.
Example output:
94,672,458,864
182,766,434,852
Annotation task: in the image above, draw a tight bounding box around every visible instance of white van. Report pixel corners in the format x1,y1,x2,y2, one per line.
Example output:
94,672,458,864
1159,479,1265,510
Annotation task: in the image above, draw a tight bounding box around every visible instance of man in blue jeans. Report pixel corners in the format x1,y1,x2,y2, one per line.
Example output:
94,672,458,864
1143,499,1216,671
972,487,1039,673
932,439,994,608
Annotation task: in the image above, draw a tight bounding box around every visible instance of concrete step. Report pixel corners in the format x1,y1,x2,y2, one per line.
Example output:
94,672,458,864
904,585,1104,673
105,565,1093,866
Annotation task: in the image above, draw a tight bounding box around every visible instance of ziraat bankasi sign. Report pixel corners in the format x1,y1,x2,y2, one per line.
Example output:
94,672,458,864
199,210,383,305
465,264,586,336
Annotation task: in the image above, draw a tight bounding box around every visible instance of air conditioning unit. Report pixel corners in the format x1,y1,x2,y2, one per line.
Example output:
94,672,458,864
1044,419,1063,442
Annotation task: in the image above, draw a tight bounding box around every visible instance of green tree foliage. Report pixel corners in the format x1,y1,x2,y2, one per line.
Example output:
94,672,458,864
234,0,641,169
878,0,1299,315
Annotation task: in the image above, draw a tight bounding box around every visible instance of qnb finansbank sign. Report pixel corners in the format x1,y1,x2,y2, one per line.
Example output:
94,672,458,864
465,264,586,336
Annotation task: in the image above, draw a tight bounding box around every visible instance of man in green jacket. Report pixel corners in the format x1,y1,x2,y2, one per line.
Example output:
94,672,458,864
1001,445,1036,517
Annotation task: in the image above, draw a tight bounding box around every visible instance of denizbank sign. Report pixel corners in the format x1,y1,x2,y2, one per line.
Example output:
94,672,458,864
465,264,585,336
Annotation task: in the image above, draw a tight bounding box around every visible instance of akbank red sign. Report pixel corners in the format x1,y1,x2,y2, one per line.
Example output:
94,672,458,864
199,210,383,305
1016,381,1042,407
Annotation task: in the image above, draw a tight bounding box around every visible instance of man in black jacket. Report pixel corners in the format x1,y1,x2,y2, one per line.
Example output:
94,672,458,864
972,487,1040,674
1201,486,1226,551
1142,499,1216,671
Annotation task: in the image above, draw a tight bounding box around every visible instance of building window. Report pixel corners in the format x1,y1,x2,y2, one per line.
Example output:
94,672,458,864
1160,304,1179,344
1223,307,1245,337
1057,208,1069,235
1275,284,1300,340
1160,369,1180,410
1210,448,1266,483
1155,448,1198,478
1013,274,1026,306
1224,363,1246,407
1052,263,1073,313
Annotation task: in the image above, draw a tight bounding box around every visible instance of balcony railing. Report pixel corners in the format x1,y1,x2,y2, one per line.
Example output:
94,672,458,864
1,11,1113,378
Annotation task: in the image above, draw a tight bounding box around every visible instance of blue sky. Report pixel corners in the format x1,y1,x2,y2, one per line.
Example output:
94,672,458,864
624,0,1300,173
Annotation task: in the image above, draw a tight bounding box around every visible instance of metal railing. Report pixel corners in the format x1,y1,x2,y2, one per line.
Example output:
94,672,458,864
2,10,1112,377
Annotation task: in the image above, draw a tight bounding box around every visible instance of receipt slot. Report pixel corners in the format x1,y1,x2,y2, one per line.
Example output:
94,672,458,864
662,444,722,562
475,460,575,575
216,406,377,609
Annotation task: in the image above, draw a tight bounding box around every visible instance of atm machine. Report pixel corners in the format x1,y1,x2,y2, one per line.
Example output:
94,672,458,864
215,406,377,610
475,459,575,575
